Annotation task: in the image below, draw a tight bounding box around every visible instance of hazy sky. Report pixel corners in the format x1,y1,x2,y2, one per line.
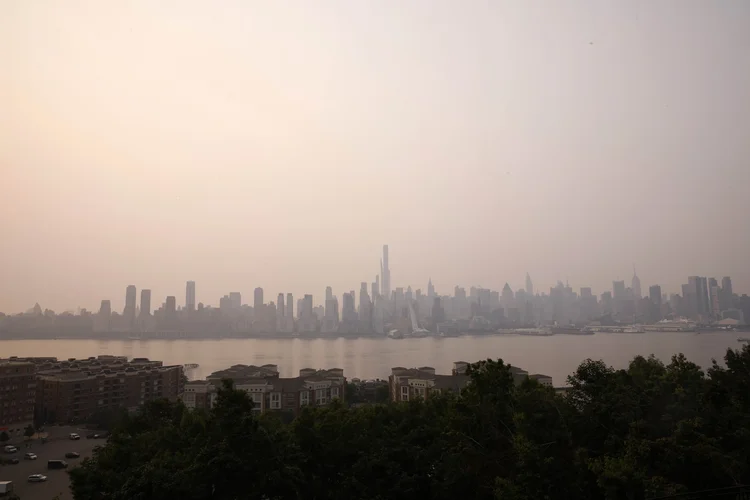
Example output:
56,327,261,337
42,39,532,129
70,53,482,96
2,1,749,313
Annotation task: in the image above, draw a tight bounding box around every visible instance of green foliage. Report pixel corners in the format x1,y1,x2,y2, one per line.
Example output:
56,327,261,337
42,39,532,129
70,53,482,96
23,424,34,438
69,346,750,500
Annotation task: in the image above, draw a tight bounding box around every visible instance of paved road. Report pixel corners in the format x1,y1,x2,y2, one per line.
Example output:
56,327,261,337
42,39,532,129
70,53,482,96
0,426,103,500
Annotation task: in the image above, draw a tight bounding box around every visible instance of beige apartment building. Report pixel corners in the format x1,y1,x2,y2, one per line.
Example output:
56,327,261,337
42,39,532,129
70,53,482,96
181,364,345,415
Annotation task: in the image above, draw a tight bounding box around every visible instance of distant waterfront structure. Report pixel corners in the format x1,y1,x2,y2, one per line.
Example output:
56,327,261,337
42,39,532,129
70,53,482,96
140,289,151,317
186,281,196,311
277,293,285,318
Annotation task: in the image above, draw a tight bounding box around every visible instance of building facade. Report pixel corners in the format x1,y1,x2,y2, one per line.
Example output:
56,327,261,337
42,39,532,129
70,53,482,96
0,361,36,437
182,364,346,415
31,356,183,424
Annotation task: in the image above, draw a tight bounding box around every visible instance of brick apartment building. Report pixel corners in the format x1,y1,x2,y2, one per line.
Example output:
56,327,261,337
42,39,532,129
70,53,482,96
180,364,345,415
27,356,184,424
0,360,36,437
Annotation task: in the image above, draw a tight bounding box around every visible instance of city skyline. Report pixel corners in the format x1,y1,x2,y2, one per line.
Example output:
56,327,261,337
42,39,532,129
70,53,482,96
0,243,745,315
2,2,749,314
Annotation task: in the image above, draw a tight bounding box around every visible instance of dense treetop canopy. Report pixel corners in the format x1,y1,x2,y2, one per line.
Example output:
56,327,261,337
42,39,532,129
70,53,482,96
69,345,750,500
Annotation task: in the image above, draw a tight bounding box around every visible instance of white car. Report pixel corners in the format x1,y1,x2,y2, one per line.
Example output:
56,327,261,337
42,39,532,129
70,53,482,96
69,433,80,440
24,453,37,460
3,445,18,453
28,474,47,483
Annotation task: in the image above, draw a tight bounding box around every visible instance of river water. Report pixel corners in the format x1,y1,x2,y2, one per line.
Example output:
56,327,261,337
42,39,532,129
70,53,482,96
0,331,743,386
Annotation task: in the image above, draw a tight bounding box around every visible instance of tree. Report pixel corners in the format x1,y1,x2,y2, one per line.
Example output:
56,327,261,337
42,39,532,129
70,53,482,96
0,431,8,443
24,424,35,440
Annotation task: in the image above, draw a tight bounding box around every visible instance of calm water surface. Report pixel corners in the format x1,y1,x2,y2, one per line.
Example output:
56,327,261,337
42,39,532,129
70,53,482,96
0,332,741,386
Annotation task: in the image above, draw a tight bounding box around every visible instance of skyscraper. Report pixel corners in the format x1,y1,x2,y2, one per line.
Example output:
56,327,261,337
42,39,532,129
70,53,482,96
229,292,242,310
286,293,294,319
325,286,333,302
720,276,733,311
254,288,264,310
165,296,176,316
687,276,710,317
99,300,111,317
124,285,137,327
649,285,662,305
381,245,391,301
631,268,642,300
427,278,435,298
140,289,151,317
525,273,534,296
185,281,196,311
277,293,285,318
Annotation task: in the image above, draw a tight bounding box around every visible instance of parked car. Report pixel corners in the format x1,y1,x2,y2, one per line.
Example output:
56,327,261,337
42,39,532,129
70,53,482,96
69,433,80,440
24,452,37,460
3,445,17,454
27,474,47,482
64,452,80,459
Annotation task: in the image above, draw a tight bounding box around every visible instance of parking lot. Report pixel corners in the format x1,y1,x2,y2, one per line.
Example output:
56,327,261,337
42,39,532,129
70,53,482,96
0,426,103,500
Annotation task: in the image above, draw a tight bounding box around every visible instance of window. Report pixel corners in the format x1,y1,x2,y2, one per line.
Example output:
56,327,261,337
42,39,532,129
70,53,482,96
401,386,409,401
270,392,281,410
300,391,309,406
251,392,263,411
315,388,326,406
331,387,339,399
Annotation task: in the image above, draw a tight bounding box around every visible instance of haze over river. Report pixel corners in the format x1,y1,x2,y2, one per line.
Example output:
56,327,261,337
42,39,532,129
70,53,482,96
0,331,742,386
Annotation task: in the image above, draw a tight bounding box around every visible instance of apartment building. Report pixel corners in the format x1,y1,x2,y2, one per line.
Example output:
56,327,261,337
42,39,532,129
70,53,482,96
389,363,471,402
181,364,345,415
0,361,36,437
34,356,183,424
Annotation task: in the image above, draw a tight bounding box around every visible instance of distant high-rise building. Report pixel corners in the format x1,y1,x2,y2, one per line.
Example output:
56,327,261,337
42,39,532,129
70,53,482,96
612,281,626,299
186,281,196,311
165,296,176,316
381,245,391,301
342,293,357,323
124,285,137,326
286,293,294,319
722,276,733,297
301,295,314,319
580,287,593,298
525,273,534,296
277,293,285,318
99,300,111,317
687,276,710,318
374,275,380,297
140,289,151,317
229,292,242,310
710,285,721,317
254,288,264,310
371,282,378,300
649,285,662,305
720,276,733,311
631,268,642,300
427,278,435,298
